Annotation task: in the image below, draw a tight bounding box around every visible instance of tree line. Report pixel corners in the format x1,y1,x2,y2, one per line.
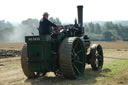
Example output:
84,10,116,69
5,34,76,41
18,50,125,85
84,22,128,41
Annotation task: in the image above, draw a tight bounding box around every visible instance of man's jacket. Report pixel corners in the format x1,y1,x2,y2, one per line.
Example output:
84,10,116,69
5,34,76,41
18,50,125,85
39,17,56,35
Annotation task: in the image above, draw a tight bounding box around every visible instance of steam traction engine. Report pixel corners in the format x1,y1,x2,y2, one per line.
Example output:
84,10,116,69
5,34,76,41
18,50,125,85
21,5,104,79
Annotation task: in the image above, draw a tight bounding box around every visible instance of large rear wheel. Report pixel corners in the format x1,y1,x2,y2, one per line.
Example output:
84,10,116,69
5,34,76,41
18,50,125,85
21,44,35,78
59,37,86,79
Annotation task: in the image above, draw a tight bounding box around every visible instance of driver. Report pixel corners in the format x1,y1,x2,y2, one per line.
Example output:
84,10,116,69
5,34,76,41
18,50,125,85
39,12,57,35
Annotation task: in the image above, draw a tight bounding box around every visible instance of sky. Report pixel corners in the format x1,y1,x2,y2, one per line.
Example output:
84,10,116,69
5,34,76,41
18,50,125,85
0,0,128,23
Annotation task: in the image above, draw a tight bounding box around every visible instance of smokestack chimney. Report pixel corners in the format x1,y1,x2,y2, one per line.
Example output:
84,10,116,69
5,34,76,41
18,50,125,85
77,5,83,27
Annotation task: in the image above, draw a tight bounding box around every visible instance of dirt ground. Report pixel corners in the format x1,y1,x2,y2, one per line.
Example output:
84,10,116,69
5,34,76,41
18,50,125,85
0,42,128,85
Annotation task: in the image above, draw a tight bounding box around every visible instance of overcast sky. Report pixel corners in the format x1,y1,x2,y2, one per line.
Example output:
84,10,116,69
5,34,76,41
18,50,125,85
0,0,128,23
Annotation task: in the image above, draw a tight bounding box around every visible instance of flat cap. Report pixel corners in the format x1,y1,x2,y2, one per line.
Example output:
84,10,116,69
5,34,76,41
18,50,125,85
43,12,49,16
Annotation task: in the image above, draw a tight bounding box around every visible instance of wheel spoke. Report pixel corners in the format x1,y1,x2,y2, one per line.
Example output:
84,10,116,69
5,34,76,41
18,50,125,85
72,49,77,59
96,54,103,62
96,53,102,58
96,53,99,58
76,50,82,55
98,48,102,53
73,64,80,74
74,60,83,64
76,55,80,60
74,41,78,50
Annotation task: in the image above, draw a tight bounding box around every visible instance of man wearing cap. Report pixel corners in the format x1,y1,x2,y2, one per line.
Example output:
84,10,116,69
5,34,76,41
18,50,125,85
39,12,57,35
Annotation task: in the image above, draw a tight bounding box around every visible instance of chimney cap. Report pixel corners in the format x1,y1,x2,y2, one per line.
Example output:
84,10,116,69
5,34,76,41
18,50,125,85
77,5,83,8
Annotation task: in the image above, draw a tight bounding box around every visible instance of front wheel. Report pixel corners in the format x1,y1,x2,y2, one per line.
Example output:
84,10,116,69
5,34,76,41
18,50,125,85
90,44,104,71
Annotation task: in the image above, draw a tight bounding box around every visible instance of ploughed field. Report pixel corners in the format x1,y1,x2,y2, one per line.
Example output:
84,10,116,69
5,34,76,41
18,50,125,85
0,42,128,85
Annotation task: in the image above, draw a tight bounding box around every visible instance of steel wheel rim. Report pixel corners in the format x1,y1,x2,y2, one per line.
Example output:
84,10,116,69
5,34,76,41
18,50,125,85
96,45,103,69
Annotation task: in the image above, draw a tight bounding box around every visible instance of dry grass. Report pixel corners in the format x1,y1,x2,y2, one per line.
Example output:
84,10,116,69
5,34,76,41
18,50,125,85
0,42,24,50
92,41,128,49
